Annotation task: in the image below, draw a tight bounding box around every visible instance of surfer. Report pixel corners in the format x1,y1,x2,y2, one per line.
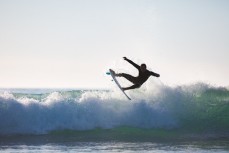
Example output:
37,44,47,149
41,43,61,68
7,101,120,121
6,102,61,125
114,57,160,91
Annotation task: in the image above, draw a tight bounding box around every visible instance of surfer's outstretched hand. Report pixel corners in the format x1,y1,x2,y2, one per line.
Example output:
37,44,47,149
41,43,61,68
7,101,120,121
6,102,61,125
123,57,128,60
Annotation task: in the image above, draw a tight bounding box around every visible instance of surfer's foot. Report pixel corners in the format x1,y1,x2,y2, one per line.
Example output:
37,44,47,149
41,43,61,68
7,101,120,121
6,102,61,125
115,73,123,77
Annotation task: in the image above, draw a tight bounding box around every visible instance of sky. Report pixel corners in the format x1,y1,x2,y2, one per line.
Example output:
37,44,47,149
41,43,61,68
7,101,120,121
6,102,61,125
0,0,229,88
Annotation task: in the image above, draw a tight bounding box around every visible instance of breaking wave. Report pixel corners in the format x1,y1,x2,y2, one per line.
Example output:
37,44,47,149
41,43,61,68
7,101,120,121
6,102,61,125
0,81,229,135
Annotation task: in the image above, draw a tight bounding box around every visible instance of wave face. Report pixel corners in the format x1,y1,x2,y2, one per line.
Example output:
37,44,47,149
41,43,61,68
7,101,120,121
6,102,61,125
0,82,229,135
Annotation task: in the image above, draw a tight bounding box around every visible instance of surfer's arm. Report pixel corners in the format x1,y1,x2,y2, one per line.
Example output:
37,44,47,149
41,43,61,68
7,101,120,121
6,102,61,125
123,57,140,70
150,71,160,77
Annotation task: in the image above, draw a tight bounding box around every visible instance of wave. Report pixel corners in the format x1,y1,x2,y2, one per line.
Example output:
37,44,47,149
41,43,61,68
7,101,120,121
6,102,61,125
0,81,229,135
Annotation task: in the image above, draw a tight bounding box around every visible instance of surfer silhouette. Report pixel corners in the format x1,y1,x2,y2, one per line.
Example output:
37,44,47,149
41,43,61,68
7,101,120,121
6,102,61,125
113,57,160,91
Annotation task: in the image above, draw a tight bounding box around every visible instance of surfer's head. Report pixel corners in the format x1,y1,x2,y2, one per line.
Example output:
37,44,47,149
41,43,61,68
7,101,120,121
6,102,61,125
140,64,146,72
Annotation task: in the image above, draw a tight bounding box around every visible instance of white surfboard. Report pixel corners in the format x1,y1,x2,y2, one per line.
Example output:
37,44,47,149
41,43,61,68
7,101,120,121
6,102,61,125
109,69,131,100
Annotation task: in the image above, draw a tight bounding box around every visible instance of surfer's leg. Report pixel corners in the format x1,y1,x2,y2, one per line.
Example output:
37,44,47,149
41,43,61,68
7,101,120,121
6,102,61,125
122,84,141,91
117,73,136,84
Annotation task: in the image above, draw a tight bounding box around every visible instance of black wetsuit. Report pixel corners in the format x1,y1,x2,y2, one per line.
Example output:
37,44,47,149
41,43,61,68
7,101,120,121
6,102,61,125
121,58,160,90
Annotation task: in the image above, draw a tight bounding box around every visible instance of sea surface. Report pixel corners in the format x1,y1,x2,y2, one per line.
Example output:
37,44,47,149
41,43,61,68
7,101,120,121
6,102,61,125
0,82,229,152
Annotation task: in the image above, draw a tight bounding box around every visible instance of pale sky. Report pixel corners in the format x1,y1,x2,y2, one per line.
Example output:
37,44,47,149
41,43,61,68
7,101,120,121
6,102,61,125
0,0,229,88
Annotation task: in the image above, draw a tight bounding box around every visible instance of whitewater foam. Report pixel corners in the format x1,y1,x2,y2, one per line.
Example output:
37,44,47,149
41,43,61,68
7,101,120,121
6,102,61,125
0,81,228,135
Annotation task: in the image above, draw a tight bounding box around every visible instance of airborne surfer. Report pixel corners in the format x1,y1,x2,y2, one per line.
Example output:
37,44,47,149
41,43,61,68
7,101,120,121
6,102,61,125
112,57,160,91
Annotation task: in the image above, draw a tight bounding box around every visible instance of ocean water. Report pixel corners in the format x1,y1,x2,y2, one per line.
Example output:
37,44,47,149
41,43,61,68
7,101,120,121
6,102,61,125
0,81,229,152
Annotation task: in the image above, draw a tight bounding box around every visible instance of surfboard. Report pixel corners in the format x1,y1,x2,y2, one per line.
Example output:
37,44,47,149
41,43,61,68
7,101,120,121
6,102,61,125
108,69,131,100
